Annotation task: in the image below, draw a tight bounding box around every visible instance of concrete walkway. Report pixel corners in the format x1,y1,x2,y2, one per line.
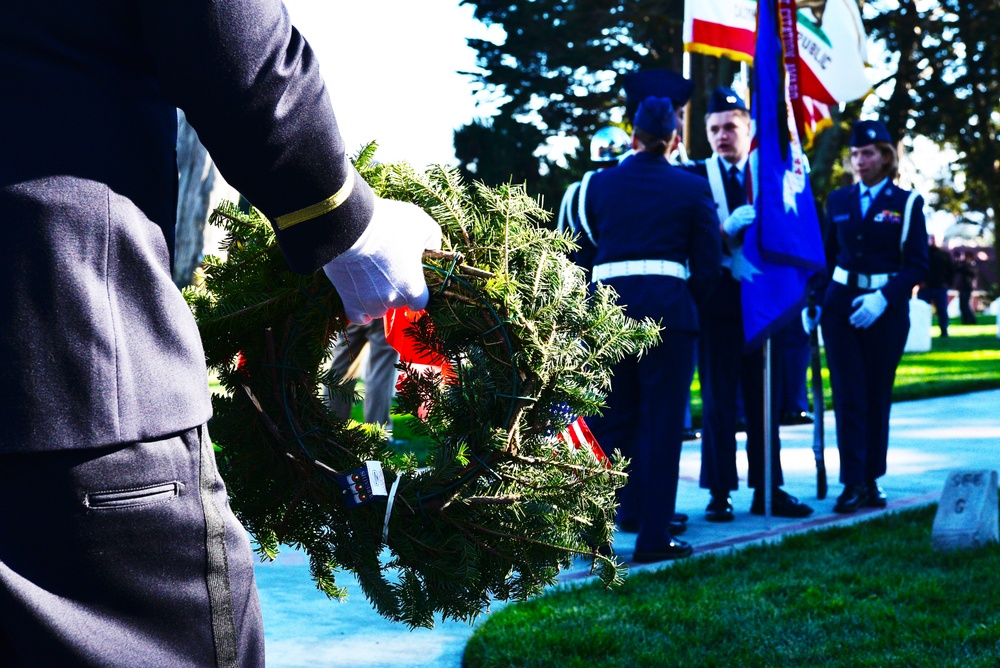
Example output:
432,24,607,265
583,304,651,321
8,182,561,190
253,389,1000,667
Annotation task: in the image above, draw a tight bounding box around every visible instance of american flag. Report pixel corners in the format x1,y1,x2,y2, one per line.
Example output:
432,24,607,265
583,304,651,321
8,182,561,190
555,414,609,467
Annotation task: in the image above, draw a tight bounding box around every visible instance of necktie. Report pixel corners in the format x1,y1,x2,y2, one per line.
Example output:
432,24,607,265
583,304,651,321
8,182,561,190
724,164,743,209
861,189,872,217
728,165,741,186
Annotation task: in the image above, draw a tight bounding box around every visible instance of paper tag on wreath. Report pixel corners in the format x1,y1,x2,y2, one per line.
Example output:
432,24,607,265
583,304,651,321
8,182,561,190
337,461,388,508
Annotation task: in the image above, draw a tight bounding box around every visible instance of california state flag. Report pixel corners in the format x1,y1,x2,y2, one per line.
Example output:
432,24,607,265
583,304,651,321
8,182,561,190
683,0,871,142
795,0,870,104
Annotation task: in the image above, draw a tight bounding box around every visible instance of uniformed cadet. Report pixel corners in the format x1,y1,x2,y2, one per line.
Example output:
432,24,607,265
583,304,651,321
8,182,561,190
557,126,631,280
0,1,440,664
806,119,929,513
683,87,814,522
585,97,721,562
578,69,699,535
621,68,703,445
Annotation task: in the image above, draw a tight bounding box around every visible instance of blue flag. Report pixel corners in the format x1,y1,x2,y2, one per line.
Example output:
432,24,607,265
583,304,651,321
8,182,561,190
741,0,826,348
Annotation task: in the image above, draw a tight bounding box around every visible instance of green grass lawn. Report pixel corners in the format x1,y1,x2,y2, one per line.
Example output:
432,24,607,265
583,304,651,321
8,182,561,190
463,504,1000,668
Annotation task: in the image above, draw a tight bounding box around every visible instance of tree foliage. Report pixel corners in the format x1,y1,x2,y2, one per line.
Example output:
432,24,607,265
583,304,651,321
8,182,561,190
456,0,687,211
865,0,998,255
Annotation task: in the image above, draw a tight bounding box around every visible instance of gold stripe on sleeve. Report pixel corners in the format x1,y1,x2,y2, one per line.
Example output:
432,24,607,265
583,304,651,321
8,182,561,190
274,166,356,230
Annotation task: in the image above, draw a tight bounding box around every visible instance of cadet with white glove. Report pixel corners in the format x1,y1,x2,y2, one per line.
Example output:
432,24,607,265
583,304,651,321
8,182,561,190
818,120,929,515
721,204,755,237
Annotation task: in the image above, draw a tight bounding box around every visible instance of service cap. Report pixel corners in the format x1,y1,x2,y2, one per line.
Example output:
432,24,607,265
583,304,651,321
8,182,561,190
850,119,892,147
707,86,748,114
621,69,694,121
633,97,677,138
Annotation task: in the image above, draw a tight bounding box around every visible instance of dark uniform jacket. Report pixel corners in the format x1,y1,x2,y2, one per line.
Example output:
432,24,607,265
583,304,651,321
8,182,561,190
585,152,721,331
822,182,929,315
1,0,375,452
681,156,747,320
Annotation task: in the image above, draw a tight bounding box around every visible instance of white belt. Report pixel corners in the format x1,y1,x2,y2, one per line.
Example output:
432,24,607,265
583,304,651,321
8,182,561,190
591,259,689,283
832,266,894,290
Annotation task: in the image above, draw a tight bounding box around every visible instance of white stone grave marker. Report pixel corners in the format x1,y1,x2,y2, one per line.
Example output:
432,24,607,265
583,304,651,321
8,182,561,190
931,470,999,551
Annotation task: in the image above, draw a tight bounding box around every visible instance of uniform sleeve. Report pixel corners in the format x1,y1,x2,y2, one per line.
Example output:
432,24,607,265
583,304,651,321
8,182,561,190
883,193,929,306
687,180,722,305
136,0,374,274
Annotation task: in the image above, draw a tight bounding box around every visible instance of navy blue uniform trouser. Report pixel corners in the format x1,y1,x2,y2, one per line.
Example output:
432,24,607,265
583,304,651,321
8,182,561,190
777,318,810,413
589,330,695,551
698,280,784,492
822,303,909,485
0,425,264,667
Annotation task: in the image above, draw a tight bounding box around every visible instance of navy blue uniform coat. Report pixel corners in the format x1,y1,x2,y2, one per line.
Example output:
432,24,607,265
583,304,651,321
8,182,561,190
1,0,375,453
821,182,929,485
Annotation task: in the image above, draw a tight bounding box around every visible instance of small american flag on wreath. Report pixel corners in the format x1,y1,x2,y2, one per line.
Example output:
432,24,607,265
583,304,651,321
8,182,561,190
555,414,609,468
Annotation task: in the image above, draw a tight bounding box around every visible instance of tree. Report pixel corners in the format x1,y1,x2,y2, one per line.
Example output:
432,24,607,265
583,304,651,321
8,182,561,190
174,110,216,288
456,0,687,211
865,0,999,260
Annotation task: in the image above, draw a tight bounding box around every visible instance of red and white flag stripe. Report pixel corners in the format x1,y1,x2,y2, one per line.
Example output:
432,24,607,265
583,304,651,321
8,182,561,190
556,417,609,467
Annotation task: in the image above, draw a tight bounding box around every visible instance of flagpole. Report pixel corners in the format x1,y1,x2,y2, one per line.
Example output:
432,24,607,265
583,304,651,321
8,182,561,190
764,336,773,527
682,50,692,156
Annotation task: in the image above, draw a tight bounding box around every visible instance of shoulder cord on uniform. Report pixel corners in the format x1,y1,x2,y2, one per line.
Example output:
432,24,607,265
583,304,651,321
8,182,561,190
556,182,580,233
900,191,918,255
575,171,597,246
705,156,731,222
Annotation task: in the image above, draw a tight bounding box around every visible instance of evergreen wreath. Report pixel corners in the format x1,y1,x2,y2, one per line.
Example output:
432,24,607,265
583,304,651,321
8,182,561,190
186,144,659,628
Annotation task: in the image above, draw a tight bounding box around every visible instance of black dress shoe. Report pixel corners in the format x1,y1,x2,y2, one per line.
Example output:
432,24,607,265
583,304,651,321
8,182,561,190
633,536,693,563
750,488,814,518
865,480,887,508
779,410,815,426
833,484,867,513
705,491,735,522
673,512,689,523
682,428,702,441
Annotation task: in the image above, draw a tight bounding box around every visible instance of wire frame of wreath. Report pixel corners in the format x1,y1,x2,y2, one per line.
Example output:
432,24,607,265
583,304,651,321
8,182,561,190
262,250,522,513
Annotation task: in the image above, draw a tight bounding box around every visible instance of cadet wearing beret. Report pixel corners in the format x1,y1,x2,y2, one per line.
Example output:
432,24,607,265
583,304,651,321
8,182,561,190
584,96,721,563
805,119,929,513
683,87,815,522
0,1,440,663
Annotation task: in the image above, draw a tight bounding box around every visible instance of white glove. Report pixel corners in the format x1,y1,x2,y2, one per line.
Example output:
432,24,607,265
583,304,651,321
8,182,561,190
849,290,888,329
722,204,755,237
323,198,442,324
801,306,822,334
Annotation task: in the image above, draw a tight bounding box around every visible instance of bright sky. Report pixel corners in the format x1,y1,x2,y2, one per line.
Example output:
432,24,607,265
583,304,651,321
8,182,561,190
282,0,500,169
